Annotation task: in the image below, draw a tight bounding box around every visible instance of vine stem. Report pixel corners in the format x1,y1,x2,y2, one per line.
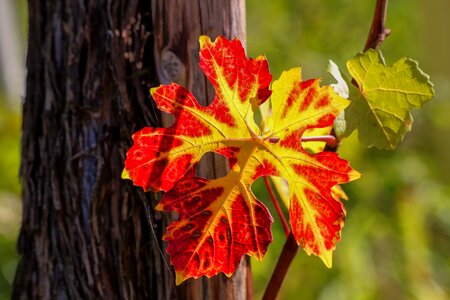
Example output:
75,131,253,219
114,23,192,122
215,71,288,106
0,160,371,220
300,135,338,148
262,1,390,299
364,0,390,51
263,176,290,237
269,134,338,148
262,233,298,300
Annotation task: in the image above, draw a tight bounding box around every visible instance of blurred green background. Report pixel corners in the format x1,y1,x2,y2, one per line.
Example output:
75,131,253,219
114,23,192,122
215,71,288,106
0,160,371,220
247,0,450,299
0,0,449,299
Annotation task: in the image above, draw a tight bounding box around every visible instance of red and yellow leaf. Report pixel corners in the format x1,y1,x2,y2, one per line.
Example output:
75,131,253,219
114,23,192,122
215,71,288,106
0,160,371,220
122,35,271,192
123,36,360,284
158,169,273,285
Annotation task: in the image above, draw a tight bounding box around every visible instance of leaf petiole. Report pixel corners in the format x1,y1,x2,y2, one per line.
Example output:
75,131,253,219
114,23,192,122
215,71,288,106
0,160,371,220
262,233,298,300
269,135,339,148
301,135,338,147
263,176,290,237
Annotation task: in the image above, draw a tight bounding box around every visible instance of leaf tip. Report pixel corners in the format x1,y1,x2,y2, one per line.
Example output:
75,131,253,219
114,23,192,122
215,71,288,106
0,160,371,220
349,169,362,181
334,92,351,111
302,245,334,268
322,252,333,268
149,86,159,97
121,168,130,180
199,35,212,49
402,58,435,101
175,272,189,286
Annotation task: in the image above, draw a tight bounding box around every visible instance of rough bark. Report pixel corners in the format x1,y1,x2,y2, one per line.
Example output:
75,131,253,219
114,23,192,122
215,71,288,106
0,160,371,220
14,0,247,299
152,2,249,299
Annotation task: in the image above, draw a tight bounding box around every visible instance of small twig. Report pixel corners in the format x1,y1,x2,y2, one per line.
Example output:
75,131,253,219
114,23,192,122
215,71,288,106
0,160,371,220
262,233,298,300
324,129,339,152
263,176,290,237
364,0,390,51
269,134,339,148
268,137,279,143
301,135,338,148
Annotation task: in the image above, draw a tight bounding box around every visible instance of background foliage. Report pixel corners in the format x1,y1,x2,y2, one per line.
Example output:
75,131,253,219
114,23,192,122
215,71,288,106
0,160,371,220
247,0,450,299
0,0,449,299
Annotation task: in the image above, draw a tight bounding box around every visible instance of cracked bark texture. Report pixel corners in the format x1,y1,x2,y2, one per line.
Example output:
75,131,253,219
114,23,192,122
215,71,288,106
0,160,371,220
13,0,249,299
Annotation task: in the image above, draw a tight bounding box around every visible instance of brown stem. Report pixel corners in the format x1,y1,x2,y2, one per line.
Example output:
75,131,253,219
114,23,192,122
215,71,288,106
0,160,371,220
269,135,338,148
263,176,290,237
324,129,339,152
301,135,338,148
262,233,298,300
364,0,390,51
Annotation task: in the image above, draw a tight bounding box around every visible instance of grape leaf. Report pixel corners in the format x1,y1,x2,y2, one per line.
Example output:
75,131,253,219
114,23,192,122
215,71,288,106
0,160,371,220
123,36,360,284
345,49,434,149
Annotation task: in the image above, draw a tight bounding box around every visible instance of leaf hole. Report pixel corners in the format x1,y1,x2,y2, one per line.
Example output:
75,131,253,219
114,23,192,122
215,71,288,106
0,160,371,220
160,111,175,127
196,152,229,179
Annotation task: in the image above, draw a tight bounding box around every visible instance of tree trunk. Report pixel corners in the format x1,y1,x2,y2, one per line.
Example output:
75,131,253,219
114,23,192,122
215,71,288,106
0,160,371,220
13,0,248,299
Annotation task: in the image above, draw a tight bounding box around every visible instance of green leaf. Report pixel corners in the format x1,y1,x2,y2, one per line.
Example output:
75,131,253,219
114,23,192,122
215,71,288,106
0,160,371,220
345,49,434,150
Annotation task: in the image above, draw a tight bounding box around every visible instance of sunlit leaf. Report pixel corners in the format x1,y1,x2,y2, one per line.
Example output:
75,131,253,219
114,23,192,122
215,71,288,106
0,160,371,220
345,49,434,149
123,36,360,283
